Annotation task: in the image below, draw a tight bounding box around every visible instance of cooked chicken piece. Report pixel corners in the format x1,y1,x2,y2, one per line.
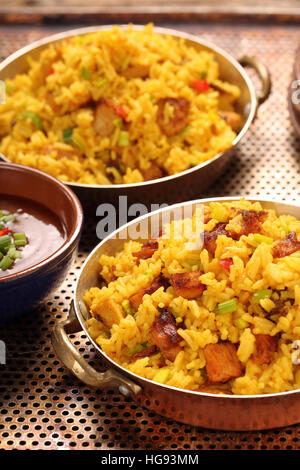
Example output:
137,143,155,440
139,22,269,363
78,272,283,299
252,334,278,365
170,271,204,299
150,307,181,361
133,241,158,260
91,299,124,328
129,274,170,311
141,164,163,181
157,97,190,136
132,345,158,362
204,342,243,384
240,209,267,236
94,101,118,136
273,232,300,258
123,64,150,79
202,223,230,255
220,110,242,132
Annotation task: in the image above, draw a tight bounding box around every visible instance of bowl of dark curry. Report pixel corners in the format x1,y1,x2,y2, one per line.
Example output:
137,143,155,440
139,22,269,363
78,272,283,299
0,162,83,325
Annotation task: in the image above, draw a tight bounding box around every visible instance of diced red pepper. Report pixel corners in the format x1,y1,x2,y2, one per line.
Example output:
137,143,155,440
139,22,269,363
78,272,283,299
191,79,210,93
219,258,233,272
49,68,55,75
116,105,127,121
0,228,9,236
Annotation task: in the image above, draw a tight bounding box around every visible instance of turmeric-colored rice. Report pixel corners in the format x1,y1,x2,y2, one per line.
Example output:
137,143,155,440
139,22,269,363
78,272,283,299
84,199,300,395
0,24,240,185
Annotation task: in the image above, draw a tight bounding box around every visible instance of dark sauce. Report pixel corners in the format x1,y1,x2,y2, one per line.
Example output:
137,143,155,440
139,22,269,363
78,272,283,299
0,195,66,279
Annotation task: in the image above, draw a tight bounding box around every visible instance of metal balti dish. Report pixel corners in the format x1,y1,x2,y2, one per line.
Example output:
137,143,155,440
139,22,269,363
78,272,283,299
52,197,300,431
0,26,271,209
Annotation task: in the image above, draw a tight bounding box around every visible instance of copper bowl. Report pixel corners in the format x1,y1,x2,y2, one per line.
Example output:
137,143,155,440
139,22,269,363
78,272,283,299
0,26,271,210
52,197,300,431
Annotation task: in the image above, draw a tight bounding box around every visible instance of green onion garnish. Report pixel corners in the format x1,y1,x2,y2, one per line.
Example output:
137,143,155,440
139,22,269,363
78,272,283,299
252,289,272,303
7,246,21,259
21,112,43,130
233,318,249,329
0,255,13,271
81,67,91,80
0,214,15,223
216,298,237,315
253,234,273,244
62,127,74,143
179,125,191,136
118,131,130,147
13,233,27,246
72,135,84,150
95,78,108,88
121,299,135,316
190,162,197,168
0,234,11,251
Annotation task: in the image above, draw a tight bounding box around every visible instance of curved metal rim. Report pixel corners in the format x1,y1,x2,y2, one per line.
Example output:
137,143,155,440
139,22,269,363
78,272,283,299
0,24,257,189
74,195,300,400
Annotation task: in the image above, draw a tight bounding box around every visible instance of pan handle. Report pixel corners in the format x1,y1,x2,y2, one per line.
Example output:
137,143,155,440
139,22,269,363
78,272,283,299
238,56,271,106
51,300,142,397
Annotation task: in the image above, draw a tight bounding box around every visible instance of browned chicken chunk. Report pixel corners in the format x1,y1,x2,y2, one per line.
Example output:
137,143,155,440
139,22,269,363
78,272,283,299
252,334,278,365
94,100,118,136
133,241,158,260
202,222,230,255
150,307,182,361
240,210,267,236
141,164,163,181
157,97,190,136
273,232,300,258
91,299,124,328
170,271,205,299
132,345,158,362
123,64,150,79
220,110,242,132
204,342,243,384
129,274,170,311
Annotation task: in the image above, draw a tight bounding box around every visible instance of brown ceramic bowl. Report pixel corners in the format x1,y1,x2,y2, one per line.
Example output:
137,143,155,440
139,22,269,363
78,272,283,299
0,162,83,326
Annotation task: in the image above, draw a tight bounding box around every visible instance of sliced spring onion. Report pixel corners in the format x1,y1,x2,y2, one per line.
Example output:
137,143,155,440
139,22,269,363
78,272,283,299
121,299,135,316
21,112,43,130
253,233,273,244
81,67,91,80
95,78,108,88
210,205,229,222
72,135,84,150
179,125,191,136
216,298,237,315
252,289,272,303
0,234,11,252
233,318,249,329
62,127,74,143
13,233,27,247
113,117,123,128
0,214,15,223
0,255,13,271
118,131,130,147
190,162,198,168
5,83,14,94
153,368,170,384
7,246,21,259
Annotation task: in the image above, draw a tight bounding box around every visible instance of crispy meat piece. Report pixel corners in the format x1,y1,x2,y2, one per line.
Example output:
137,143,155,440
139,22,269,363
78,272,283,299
273,231,300,258
157,97,190,136
204,342,243,384
91,299,123,328
132,345,158,362
220,110,242,132
123,64,150,79
240,210,267,236
150,307,182,361
94,100,118,136
133,241,158,260
202,222,230,255
252,334,278,365
129,273,170,310
170,271,205,299
141,164,164,181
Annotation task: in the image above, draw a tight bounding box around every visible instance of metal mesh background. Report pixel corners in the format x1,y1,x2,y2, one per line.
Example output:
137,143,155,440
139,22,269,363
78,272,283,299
1,23,300,450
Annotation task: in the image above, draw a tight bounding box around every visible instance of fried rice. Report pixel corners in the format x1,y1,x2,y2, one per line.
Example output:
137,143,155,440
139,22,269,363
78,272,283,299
0,24,241,185
84,199,300,395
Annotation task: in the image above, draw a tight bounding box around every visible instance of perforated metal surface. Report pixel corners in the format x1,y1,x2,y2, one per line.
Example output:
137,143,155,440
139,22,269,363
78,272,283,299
1,23,300,450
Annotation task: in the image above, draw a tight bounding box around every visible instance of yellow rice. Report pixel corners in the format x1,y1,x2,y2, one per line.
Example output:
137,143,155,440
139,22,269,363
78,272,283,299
0,24,240,185
84,199,300,395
